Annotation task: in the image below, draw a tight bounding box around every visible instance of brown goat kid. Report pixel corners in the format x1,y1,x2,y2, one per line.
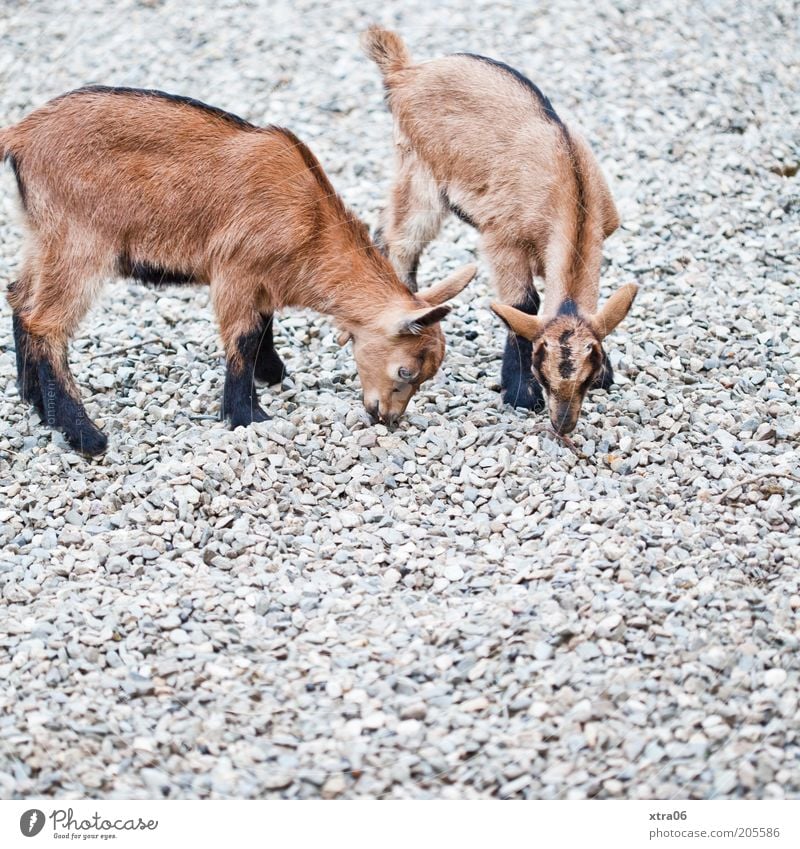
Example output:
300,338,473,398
1,87,475,455
362,27,638,435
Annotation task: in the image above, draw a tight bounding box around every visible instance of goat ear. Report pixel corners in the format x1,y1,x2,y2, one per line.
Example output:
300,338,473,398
490,302,544,340
336,329,353,346
589,283,638,339
416,263,477,307
395,304,451,336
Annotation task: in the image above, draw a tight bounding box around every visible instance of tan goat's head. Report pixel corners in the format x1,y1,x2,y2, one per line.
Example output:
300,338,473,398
492,284,638,435
339,264,477,427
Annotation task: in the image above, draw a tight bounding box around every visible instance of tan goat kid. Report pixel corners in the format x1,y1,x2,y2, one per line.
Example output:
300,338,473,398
362,27,638,435
1,87,475,455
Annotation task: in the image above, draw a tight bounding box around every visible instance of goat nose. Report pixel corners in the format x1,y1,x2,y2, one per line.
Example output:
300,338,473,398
552,409,576,435
385,413,400,429
365,403,380,424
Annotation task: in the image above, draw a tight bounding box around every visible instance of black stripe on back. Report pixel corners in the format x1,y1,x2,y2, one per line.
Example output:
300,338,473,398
457,54,563,127
66,86,256,129
275,126,385,261
457,56,585,290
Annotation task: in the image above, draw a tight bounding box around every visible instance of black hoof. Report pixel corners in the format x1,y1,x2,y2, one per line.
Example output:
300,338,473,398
592,352,614,390
254,351,287,386
502,379,545,412
65,423,108,457
227,403,270,429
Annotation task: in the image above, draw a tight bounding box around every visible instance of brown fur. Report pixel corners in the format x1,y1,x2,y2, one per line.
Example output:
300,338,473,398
362,27,638,433
1,87,475,453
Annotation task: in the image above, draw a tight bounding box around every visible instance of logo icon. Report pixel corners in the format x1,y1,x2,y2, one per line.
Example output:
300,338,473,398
20,810,45,837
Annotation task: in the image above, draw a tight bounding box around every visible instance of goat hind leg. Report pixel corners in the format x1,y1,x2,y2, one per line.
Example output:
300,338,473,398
34,338,108,455
8,277,43,413
21,255,109,455
13,313,45,414
384,153,446,291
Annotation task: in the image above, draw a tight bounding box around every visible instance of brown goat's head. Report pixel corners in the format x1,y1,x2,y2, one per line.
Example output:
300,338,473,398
340,264,477,427
492,284,638,435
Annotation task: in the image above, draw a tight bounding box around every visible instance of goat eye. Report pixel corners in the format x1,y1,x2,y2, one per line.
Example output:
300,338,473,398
398,366,414,381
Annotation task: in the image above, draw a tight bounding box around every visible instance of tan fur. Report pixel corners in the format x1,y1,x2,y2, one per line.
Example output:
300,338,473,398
2,87,476,436
362,27,637,433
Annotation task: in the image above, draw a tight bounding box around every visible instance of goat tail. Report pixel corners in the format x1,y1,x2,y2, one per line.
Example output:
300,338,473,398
361,25,412,79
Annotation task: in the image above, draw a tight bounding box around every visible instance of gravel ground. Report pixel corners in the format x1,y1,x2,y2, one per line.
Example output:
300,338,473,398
1,0,798,800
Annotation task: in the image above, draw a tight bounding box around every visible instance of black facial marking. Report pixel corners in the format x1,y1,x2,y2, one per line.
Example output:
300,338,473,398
117,254,199,287
557,328,575,379
253,313,287,386
501,287,544,411
36,353,107,456
458,54,564,127
6,153,27,210
557,299,579,317
532,343,551,395
67,86,255,129
222,327,270,428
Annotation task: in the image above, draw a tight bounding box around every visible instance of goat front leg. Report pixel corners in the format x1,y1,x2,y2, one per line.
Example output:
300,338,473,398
221,327,270,428
483,235,545,412
382,149,446,291
213,282,269,428
253,313,287,386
